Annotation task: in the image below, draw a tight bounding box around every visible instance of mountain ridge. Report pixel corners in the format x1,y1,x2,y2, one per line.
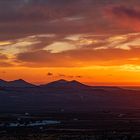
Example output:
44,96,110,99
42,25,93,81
0,78,123,90
0,79,35,87
40,79,90,88
0,79,139,113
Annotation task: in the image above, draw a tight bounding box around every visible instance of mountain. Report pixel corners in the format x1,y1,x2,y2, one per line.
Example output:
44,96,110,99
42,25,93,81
92,86,123,91
0,79,35,87
0,79,140,113
8,79,36,87
0,79,8,87
41,79,89,88
40,79,123,92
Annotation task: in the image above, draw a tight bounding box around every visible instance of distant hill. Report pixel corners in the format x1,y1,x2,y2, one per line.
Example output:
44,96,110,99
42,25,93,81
8,79,36,87
0,79,35,87
92,86,123,91
0,78,124,90
40,79,90,89
0,79,140,113
0,79,8,87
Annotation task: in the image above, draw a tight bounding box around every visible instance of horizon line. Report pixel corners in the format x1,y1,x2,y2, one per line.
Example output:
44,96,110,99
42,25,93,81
1,78,140,87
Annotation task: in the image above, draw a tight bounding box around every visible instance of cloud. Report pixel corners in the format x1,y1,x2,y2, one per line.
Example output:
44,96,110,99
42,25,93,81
0,53,14,67
0,0,121,41
47,72,53,76
105,5,140,31
15,50,79,67
0,31,140,68
15,46,140,67
58,73,82,78
1,1,140,69
0,62,13,67
1,1,140,42
0,34,61,56
44,42,77,53
76,76,82,78
0,53,8,60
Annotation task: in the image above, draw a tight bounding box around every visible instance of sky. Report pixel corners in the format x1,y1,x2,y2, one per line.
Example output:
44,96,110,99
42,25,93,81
0,0,140,86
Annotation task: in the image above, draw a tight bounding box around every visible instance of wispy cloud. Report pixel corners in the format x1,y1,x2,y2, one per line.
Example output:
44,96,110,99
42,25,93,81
1,32,140,67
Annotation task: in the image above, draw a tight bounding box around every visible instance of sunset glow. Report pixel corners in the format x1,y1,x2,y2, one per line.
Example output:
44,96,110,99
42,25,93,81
0,0,140,86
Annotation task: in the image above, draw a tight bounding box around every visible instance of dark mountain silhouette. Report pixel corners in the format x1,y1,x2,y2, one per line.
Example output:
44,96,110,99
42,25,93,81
8,79,36,87
92,86,123,91
0,78,122,90
0,79,140,113
41,79,90,88
0,79,8,87
0,79,35,87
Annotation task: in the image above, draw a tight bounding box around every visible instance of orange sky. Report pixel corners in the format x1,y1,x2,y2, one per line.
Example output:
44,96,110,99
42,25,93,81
0,65,140,86
0,0,140,86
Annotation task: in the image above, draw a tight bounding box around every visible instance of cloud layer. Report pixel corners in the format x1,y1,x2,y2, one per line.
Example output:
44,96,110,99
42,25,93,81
0,0,140,69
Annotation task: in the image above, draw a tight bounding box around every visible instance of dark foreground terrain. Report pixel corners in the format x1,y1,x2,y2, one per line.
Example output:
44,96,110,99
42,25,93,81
0,80,140,139
0,111,140,140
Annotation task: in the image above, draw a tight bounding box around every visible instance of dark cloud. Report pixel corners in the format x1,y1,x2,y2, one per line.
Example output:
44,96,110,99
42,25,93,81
0,62,13,67
15,50,78,67
105,5,140,31
0,54,8,60
76,76,82,78
0,53,12,67
58,74,82,78
0,0,90,23
1,71,6,74
15,47,140,67
0,0,129,40
47,72,53,76
107,6,140,19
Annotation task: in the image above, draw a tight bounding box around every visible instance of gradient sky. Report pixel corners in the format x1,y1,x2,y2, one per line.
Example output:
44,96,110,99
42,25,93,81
0,0,140,85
